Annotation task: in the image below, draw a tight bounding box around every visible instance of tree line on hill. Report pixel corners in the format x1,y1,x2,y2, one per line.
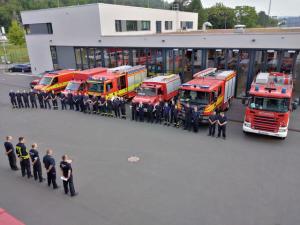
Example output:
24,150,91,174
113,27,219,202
0,0,278,46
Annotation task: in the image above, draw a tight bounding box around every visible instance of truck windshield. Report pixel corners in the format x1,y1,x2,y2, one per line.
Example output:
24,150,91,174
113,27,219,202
249,96,290,113
179,90,210,105
66,82,80,91
137,87,156,96
39,77,52,85
88,83,104,93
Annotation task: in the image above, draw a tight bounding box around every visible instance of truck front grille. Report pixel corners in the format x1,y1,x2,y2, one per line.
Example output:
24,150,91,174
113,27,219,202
253,115,279,132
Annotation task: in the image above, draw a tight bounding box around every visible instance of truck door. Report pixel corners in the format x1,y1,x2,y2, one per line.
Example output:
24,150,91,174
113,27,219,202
118,75,127,96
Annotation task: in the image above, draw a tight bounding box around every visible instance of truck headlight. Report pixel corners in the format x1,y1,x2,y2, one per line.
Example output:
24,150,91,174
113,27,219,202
279,127,287,132
244,121,251,128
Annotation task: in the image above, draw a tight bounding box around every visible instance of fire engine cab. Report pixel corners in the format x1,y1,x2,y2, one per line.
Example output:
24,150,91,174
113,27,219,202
62,67,107,95
178,68,236,122
243,72,296,138
132,74,181,105
34,69,76,93
87,65,147,98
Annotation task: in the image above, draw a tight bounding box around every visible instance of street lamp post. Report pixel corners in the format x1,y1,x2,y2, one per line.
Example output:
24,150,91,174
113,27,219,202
268,0,272,17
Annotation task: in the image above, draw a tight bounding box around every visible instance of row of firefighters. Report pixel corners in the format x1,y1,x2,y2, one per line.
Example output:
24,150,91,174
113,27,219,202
8,89,228,138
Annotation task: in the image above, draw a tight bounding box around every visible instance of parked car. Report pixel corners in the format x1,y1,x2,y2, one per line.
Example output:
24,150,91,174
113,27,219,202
8,63,31,73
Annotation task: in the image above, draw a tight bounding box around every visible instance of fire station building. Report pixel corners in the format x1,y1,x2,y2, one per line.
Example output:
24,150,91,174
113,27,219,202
21,3,300,97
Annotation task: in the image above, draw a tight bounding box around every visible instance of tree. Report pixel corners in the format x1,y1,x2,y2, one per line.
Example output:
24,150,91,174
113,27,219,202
234,6,257,28
7,20,25,46
206,3,236,29
186,0,207,29
257,11,278,27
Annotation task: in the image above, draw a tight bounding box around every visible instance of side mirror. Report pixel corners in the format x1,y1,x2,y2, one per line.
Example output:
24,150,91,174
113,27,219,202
242,96,250,105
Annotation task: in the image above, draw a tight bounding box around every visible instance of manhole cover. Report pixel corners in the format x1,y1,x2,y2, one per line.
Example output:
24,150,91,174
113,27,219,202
128,156,140,163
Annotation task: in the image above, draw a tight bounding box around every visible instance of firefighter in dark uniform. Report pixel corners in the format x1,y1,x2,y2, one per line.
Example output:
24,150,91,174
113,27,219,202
120,97,126,119
99,96,105,115
67,91,74,110
16,137,32,178
92,95,98,114
208,111,217,137
184,103,192,131
217,112,228,139
60,155,78,197
154,102,162,124
51,90,58,110
43,149,59,189
22,90,30,108
9,90,18,108
16,90,24,108
106,96,113,117
131,101,137,121
37,90,44,108
29,89,38,108
43,90,51,109
83,93,90,113
79,92,85,112
113,97,121,118
163,102,170,126
138,102,145,122
59,92,67,110
147,103,154,123
87,95,94,114
170,100,176,125
159,100,164,120
29,143,44,182
3,136,18,170
73,93,80,111
192,106,200,133
173,105,179,127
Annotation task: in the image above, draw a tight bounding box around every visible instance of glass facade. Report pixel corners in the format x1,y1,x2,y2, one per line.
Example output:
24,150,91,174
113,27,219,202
54,46,299,97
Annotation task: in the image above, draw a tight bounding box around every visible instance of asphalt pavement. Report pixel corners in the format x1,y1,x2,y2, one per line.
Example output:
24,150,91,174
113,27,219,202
1,73,300,225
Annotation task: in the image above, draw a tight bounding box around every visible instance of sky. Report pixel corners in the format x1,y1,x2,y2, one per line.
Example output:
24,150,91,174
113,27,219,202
166,0,300,17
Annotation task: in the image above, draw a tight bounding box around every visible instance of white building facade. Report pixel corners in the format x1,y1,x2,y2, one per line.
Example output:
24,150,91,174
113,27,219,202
21,3,300,96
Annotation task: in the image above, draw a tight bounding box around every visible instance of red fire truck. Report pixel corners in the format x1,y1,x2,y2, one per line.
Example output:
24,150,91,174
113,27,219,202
87,65,147,98
61,67,107,95
243,72,297,138
34,69,77,93
178,68,237,122
132,74,181,105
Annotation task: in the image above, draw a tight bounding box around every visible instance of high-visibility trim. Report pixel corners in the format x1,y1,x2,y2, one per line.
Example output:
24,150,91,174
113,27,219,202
204,95,224,113
45,81,69,92
88,82,142,98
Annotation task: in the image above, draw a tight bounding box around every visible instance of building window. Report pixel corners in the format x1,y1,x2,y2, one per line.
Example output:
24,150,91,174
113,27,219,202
126,20,138,31
115,20,122,32
180,21,193,29
47,23,53,34
24,25,30,34
140,21,150,31
115,20,150,32
165,21,173,30
23,23,53,35
50,46,59,70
